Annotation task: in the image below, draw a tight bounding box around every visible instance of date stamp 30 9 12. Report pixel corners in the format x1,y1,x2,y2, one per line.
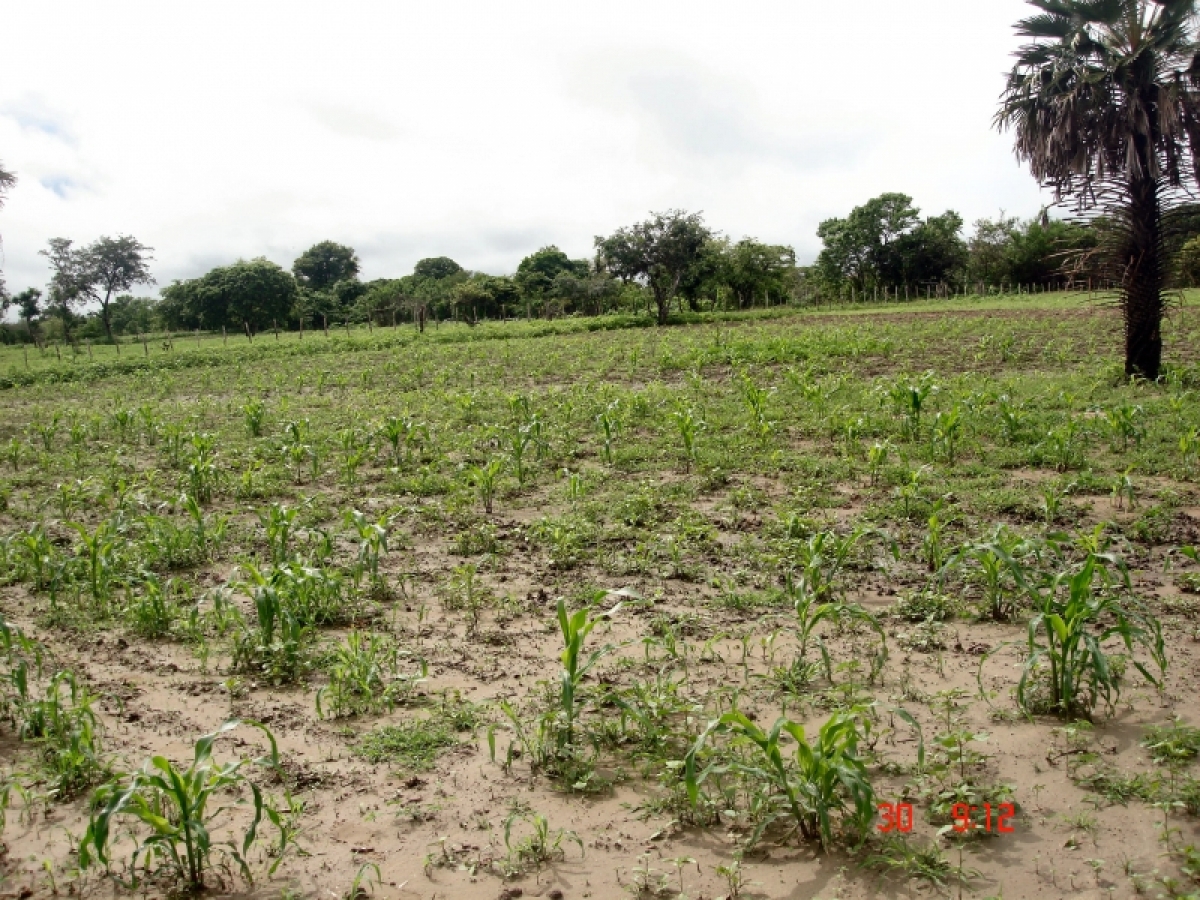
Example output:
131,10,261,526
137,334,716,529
876,802,1016,834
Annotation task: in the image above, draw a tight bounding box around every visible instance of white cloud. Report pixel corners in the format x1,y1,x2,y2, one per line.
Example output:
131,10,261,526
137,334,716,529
0,0,1048,296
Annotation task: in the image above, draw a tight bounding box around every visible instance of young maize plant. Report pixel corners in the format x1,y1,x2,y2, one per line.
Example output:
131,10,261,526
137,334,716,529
596,401,621,465
671,405,702,473
684,710,876,852
1016,554,1165,720
467,457,505,514
79,720,295,890
242,399,266,438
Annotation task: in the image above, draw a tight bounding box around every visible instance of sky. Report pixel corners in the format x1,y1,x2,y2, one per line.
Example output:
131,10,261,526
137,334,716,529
0,0,1050,297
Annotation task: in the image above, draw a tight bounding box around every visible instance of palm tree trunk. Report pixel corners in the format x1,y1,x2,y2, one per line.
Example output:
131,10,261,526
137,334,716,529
1123,172,1164,380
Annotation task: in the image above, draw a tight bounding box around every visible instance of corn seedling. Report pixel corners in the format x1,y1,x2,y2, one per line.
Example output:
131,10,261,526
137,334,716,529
124,575,183,639
932,404,965,463
503,808,583,872
557,592,626,749
597,401,621,464
945,525,1029,621
923,506,950,573
378,415,426,468
1112,467,1137,511
738,373,776,447
867,440,891,486
1181,428,1200,474
1017,554,1164,719
79,720,291,890
996,394,1028,444
788,576,889,682
15,669,108,799
1104,402,1145,451
230,567,315,684
507,422,536,486
259,503,298,565
316,630,427,719
684,710,876,851
467,457,504,514
786,525,896,603
185,433,219,503
1043,419,1086,471
242,399,266,437
344,508,390,592
70,519,120,608
671,405,701,473
888,373,937,441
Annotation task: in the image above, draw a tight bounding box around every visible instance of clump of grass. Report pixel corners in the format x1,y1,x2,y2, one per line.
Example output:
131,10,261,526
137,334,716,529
356,705,478,772
890,590,958,623
864,834,968,888
1144,718,1200,765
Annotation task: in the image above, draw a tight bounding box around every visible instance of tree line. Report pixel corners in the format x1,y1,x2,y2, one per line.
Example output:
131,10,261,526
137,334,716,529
1,194,1165,346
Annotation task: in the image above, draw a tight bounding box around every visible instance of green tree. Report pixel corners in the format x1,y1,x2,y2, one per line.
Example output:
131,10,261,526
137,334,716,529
161,258,297,333
107,295,160,335
5,287,43,344
82,235,155,348
39,238,89,341
451,276,511,323
357,278,407,326
412,256,463,281
887,211,968,287
1177,235,1200,286
1006,218,1097,286
402,257,466,331
595,210,711,325
967,215,1021,286
998,0,1200,380
515,246,589,318
815,193,919,293
721,238,797,308
292,241,360,292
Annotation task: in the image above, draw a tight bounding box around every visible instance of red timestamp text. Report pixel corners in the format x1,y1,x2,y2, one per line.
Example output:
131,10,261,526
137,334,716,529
951,802,1015,834
876,802,1017,834
876,802,915,833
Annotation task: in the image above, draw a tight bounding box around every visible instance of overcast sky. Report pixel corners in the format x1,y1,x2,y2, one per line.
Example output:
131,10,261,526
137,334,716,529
0,0,1049,296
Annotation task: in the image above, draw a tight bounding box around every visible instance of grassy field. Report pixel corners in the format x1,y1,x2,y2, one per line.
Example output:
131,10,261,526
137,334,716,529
1,293,1200,898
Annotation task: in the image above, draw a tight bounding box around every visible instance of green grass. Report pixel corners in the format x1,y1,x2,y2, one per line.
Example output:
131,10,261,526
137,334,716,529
355,715,461,772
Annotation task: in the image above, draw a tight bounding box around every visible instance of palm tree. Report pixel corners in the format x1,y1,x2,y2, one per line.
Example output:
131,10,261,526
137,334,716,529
997,0,1200,380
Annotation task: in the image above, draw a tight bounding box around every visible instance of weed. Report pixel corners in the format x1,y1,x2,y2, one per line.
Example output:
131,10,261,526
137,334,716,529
503,807,583,872
316,630,427,719
1144,719,1200,766
864,834,961,887
357,715,460,772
